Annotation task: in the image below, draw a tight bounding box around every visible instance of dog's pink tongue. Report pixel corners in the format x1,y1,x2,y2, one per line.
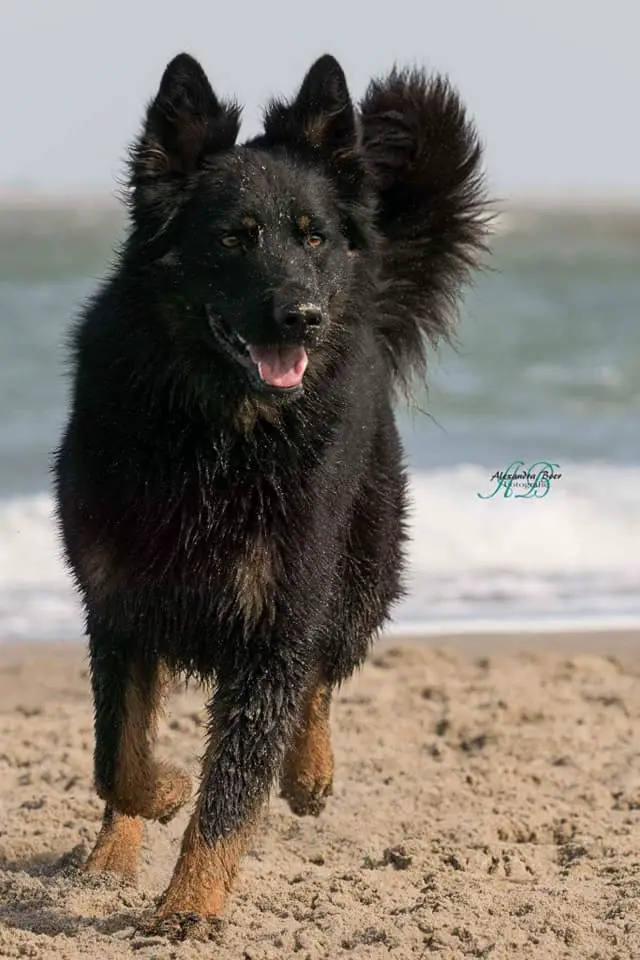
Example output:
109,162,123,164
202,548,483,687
247,346,308,388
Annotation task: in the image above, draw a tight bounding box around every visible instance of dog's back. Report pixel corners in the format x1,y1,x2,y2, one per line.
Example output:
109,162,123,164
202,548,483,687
53,52,487,934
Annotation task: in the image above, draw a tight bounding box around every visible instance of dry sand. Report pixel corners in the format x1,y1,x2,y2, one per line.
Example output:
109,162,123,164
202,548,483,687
1,632,639,959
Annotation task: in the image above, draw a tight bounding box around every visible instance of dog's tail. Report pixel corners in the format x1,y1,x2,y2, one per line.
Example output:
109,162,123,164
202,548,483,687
360,69,490,393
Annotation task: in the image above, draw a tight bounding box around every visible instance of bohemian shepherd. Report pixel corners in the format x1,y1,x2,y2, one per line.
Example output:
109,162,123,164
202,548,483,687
54,51,488,936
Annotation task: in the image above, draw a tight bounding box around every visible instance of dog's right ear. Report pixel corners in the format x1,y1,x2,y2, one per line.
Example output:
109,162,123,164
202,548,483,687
130,53,241,182
260,55,361,187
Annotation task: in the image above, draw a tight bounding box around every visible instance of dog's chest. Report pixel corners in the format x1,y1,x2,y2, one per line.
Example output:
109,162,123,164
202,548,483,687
146,458,290,619
76,423,317,632
230,531,279,626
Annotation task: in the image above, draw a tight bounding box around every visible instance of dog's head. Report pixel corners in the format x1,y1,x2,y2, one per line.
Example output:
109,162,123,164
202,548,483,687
127,54,375,400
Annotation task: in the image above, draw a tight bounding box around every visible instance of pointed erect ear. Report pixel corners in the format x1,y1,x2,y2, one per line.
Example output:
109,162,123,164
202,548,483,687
131,53,241,181
262,55,359,174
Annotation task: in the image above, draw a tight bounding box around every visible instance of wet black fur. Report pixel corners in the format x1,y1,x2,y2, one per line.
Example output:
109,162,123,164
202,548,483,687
54,54,488,845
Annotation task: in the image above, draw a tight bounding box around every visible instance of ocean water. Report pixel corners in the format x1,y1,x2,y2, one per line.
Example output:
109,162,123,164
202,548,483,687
1,202,639,640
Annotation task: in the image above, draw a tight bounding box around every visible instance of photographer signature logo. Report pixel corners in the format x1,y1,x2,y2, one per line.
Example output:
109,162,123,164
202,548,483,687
477,460,562,500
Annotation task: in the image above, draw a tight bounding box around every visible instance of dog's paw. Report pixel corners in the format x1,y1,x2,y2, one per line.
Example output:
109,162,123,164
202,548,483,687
136,910,224,943
155,765,193,824
83,812,143,882
99,764,192,823
280,775,333,817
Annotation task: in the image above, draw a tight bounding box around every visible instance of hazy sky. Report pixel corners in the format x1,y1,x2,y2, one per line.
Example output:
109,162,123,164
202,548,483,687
1,1,637,196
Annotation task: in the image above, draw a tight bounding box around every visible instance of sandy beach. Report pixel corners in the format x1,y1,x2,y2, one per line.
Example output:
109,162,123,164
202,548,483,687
1,631,639,959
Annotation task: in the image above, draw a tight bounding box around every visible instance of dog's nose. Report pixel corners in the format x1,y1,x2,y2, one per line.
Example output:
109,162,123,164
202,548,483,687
274,304,324,337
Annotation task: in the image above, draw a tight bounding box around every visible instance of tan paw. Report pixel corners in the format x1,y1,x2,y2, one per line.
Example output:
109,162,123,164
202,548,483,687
153,764,193,823
280,770,334,817
83,811,143,881
101,763,192,823
136,910,223,943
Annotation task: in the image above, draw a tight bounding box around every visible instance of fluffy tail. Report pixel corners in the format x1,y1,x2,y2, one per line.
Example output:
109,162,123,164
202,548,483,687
359,69,490,392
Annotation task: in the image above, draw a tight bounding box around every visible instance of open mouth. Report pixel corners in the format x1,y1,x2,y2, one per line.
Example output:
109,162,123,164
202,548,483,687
205,307,308,394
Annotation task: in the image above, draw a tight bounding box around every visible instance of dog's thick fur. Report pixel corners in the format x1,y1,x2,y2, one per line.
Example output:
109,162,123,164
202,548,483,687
54,52,487,933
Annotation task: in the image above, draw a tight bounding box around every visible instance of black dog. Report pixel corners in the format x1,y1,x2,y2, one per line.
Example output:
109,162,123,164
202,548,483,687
54,51,487,933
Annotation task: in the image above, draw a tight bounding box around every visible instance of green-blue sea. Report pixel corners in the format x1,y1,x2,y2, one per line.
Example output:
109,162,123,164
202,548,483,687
1,202,639,639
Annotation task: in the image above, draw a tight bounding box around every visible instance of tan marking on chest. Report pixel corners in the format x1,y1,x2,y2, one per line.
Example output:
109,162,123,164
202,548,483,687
234,535,278,624
233,397,283,433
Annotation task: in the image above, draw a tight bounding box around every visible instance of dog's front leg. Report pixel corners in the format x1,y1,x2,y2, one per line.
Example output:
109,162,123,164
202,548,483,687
280,680,334,816
153,656,303,926
84,624,192,882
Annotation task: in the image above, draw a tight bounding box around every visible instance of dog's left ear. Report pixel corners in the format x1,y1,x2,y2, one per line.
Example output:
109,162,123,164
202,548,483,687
127,54,241,236
131,53,241,181
261,55,360,181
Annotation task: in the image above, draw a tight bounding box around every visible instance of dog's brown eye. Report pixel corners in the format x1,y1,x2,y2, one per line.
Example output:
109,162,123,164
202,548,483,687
306,234,325,249
220,235,241,249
